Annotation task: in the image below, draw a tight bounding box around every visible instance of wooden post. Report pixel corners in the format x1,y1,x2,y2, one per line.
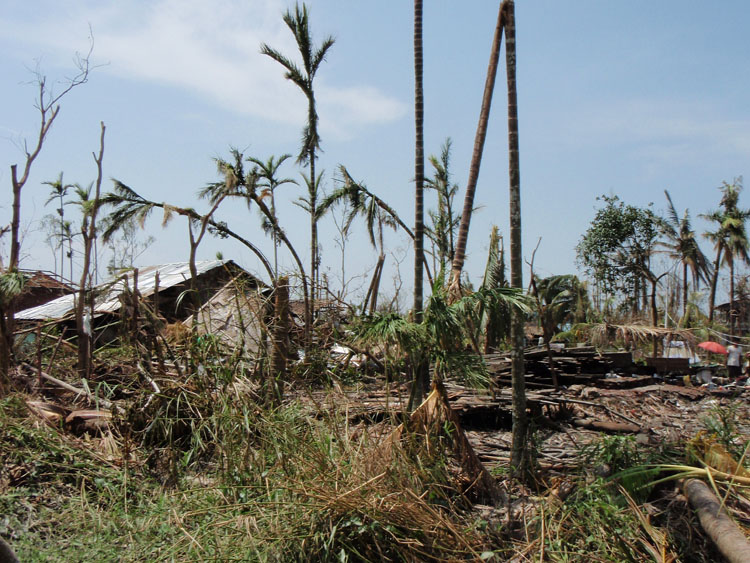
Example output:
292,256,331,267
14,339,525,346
132,268,139,340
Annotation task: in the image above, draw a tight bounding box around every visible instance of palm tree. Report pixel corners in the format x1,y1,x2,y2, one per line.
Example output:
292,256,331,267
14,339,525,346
478,226,509,353
205,149,312,342
702,179,750,331
321,167,398,313
503,0,528,478
425,139,460,275
261,2,334,322
246,154,297,278
411,0,430,406
323,165,434,287
101,181,275,281
658,190,711,318
43,172,74,281
448,2,506,296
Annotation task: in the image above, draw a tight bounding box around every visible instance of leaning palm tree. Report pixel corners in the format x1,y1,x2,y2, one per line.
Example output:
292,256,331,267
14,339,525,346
323,165,434,287
448,2,506,297
261,2,334,322
101,181,274,281
204,149,312,342
658,190,711,318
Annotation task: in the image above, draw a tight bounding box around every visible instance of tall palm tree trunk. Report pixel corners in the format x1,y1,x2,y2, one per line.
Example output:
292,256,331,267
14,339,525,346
683,262,689,318
708,247,723,323
309,151,317,329
411,0,430,407
730,260,736,336
448,3,506,298
504,0,528,477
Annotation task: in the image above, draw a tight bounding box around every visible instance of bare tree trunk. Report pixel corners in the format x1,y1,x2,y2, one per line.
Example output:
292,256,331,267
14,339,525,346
309,158,317,340
76,123,106,378
650,276,659,357
413,0,425,321
270,276,290,407
363,254,385,314
448,3,505,298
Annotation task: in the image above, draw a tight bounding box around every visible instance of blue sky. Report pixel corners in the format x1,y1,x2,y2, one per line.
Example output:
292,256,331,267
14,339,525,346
2,1,750,307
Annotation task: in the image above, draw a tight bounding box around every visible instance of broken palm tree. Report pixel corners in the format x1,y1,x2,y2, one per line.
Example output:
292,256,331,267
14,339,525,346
372,380,504,505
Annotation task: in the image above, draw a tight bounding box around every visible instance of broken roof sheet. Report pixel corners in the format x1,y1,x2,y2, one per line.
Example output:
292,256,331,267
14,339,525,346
16,260,231,321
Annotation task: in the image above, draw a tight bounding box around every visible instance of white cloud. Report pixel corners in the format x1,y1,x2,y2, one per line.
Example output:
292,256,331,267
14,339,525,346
569,99,750,162
1,0,406,137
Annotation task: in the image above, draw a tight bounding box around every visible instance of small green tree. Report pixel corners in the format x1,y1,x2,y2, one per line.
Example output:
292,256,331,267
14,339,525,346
576,195,660,315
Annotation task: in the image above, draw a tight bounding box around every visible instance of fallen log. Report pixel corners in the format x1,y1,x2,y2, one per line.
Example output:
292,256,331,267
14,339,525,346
683,478,750,563
571,418,641,434
0,535,19,563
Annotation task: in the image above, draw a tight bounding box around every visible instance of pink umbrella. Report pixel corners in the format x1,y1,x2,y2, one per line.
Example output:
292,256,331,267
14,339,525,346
698,341,728,355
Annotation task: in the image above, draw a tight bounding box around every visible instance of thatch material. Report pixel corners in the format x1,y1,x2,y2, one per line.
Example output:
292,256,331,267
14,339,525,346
586,323,697,351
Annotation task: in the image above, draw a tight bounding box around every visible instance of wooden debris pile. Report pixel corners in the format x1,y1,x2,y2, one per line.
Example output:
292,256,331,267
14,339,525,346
488,346,640,388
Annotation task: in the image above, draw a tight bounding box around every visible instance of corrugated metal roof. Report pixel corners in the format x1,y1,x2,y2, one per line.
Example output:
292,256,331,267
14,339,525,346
16,260,229,321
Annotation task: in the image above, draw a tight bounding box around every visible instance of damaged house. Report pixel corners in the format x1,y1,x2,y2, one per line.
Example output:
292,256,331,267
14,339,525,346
15,260,272,356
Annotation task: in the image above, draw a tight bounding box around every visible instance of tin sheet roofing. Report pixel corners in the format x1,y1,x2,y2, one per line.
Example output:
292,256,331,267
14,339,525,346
15,260,229,321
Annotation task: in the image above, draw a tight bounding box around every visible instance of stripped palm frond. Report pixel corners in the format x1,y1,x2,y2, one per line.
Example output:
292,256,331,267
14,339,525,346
585,322,697,350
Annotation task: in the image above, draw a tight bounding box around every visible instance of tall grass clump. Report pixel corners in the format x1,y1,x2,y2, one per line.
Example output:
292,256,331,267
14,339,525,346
156,396,499,561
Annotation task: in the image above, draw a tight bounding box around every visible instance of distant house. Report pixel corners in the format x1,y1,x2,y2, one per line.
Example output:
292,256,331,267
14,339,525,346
715,299,750,334
9,270,74,316
15,260,264,329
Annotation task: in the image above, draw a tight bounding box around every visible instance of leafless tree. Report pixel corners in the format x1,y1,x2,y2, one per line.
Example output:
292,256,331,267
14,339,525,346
0,42,93,388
